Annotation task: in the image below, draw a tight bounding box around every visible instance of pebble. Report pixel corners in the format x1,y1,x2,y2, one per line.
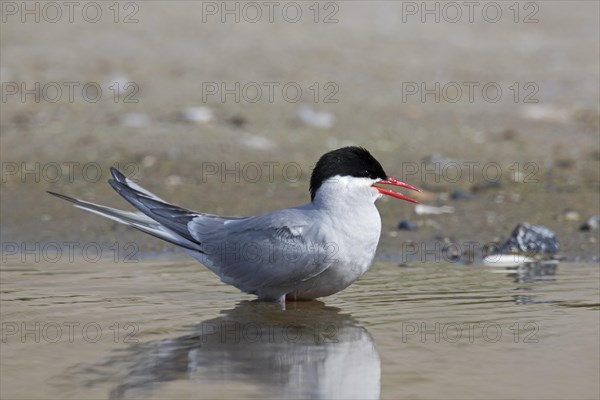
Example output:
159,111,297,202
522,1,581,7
422,154,458,167
560,209,580,222
450,190,474,201
104,74,131,94
182,107,214,124
415,204,454,215
121,113,149,128
297,105,335,129
521,104,570,123
580,216,600,231
240,134,276,150
397,220,417,231
510,193,522,203
229,115,247,127
142,155,157,168
166,175,183,186
499,128,518,141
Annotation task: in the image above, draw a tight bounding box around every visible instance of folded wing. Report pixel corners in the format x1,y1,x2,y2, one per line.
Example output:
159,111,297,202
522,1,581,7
50,168,335,296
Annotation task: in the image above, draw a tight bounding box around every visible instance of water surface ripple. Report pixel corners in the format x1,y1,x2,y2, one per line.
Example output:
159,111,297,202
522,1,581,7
1,259,598,399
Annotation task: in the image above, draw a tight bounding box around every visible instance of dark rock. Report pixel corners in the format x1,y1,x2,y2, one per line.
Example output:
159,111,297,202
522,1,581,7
450,190,475,201
580,216,600,231
397,220,417,231
556,158,575,169
229,115,247,127
498,223,559,256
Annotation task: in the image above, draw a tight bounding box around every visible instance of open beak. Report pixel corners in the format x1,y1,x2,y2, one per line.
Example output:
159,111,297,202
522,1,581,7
373,177,421,204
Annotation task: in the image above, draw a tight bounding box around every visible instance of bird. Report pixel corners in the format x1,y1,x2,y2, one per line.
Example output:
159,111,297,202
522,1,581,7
48,146,420,302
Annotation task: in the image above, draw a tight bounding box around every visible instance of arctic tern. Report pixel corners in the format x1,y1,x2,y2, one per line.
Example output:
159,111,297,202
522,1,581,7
49,146,420,302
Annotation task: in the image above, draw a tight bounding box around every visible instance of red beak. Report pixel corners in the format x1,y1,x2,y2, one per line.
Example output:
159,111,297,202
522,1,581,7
373,177,421,204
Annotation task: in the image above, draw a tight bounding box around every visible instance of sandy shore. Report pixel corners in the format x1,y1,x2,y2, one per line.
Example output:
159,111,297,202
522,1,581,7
1,1,598,261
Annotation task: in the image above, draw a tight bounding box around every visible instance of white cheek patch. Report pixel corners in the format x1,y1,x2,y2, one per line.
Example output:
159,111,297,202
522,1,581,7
370,186,381,198
315,175,379,203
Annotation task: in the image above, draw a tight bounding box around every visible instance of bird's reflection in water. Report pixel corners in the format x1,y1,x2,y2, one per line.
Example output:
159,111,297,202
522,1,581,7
78,301,380,400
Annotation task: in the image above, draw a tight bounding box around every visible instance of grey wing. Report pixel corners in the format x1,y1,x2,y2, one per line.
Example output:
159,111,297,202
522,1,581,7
51,167,242,252
48,167,221,252
106,167,244,245
68,167,333,294
187,208,335,294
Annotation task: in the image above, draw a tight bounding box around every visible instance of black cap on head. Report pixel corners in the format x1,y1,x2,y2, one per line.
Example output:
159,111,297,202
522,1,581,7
309,146,387,200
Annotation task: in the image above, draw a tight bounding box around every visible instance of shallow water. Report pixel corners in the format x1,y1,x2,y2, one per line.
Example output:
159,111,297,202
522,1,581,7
1,258,598,399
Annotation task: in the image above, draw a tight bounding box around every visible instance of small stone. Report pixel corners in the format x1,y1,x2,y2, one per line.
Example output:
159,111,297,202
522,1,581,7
561,209,580,222
121,113,149,128
297,105,335,129
422,154,458,167
229,115,247,127
182,107,214,124
166,175,183,186
104,74,132,95
580,216,600,231
142,155,157,168
522,104,570,123
397,220,417,231
240,134,276,150
415,204,454,215
450,190,474,201
556,158,575,169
